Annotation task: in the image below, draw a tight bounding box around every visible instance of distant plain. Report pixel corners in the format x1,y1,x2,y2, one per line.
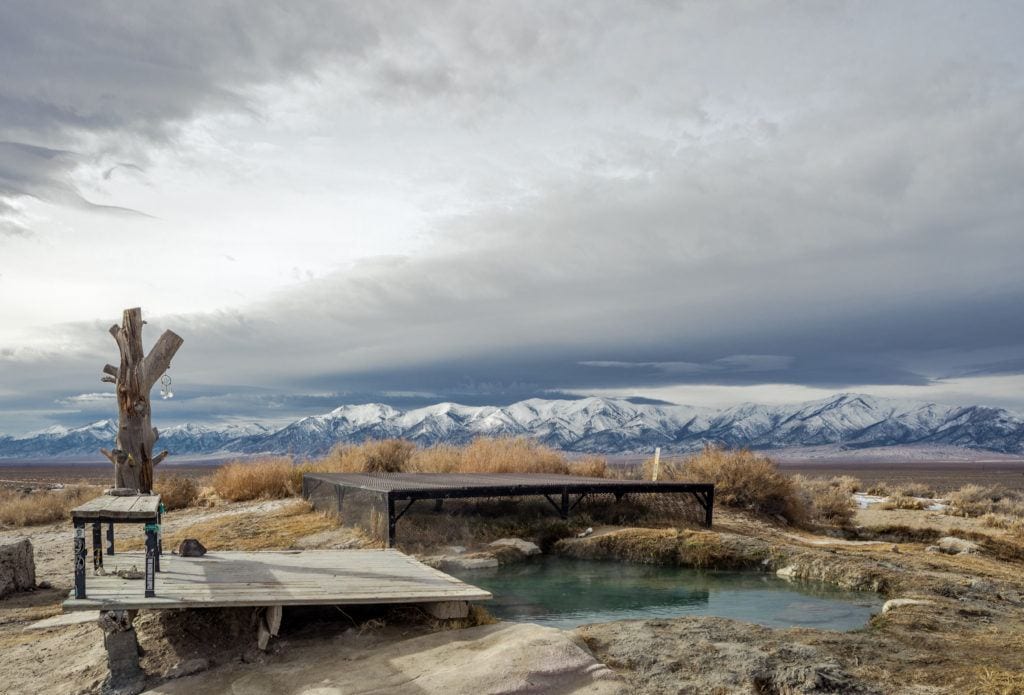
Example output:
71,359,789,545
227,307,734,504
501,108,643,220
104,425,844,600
4,454,1024,493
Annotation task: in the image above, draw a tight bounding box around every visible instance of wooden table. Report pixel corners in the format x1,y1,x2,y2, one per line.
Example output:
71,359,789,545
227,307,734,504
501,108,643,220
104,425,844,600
70,495,162,599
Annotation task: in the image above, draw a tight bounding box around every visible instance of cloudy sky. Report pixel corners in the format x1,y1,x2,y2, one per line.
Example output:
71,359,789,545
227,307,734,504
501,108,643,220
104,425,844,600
1,1,1023,434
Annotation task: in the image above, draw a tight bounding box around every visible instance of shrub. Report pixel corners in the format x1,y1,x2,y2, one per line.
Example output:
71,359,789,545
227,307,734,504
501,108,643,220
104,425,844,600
831,475,862,495
677,445,807,524
947,484,1024,518
865,482,892,496
0,485,102,527
981,513,1024,534
154,474,199,510
881,494,927,511
443,437,572,474
290,437,609,494
893,482,937,499
211,458,296,502
568,455,609,478
792,475,856,526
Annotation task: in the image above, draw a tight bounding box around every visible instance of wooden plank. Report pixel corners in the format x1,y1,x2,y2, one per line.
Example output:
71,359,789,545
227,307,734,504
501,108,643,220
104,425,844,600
71,494,161,521
62,549,490,612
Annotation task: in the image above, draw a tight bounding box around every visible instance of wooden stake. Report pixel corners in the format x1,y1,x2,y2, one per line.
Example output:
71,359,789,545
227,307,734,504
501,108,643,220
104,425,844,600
652,447,661,481
100,308,183,493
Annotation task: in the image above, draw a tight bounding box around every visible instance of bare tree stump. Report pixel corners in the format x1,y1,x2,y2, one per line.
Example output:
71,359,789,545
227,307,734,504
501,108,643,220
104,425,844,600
99,308,183,493
98,610,144,695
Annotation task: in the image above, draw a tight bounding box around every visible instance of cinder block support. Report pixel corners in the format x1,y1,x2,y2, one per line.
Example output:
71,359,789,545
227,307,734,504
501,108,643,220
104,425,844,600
422,600,470,620
0,538,36,598
98,610,144,695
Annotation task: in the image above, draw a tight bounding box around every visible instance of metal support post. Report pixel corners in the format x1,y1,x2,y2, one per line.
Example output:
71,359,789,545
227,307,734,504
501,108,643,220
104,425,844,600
144,524,158,598
74,522,87,599
92,522,103,571
387,496,397,548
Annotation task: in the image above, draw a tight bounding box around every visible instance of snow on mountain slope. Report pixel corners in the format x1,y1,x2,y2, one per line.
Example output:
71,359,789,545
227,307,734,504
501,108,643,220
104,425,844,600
3,394,1023,458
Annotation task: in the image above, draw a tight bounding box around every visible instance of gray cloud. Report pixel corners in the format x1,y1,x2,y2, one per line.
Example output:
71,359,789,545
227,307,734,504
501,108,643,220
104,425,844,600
2,2,1024,432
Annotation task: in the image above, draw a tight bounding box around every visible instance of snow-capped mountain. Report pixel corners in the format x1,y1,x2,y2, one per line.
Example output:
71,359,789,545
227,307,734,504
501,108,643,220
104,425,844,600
2,394,1023,458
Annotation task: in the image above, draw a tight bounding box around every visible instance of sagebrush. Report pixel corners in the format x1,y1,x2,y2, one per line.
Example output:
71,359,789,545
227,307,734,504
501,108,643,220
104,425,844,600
673,445,808,524
0,485,103,527
154,474,200,510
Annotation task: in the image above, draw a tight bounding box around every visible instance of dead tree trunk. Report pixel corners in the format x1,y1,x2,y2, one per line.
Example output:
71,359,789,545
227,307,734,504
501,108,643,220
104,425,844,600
99,308,183,494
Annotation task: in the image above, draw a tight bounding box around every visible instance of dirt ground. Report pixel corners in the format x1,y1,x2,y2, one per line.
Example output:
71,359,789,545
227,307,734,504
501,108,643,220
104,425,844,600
1,497,1023,694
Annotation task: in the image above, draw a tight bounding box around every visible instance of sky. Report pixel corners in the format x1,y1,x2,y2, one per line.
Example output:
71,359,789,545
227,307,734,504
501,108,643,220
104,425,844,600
1,1,1023,434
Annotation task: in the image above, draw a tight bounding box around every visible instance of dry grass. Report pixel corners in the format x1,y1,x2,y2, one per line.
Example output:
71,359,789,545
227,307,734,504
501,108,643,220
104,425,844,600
982,513,1024,535
792,475,857,526
881,494,929,511
153,474,199,510
553,527,770,569
961,667,1024,695
0,485,103,527
947,484,1024,518
296,436,610,485
121,501,363,552
211,457,296,502
669,445,807,524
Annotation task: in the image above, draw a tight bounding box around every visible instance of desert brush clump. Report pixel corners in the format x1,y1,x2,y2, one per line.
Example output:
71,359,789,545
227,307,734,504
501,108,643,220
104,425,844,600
981,513,1024,535
153,474,200,510
670,445,808,524
212,438,611,503
947,484,1024,519
0,484,103,527
211,457,296,502
298,436,608,480
881,494,929,511
792,475,857,526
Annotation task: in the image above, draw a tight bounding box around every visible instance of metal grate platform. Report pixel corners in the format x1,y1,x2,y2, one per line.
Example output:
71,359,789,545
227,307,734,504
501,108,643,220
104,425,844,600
303,472,714,545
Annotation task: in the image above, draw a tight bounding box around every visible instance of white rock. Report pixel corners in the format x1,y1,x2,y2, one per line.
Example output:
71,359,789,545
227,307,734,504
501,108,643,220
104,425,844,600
882,598,934,614
775,566,798,581
489,538,541,556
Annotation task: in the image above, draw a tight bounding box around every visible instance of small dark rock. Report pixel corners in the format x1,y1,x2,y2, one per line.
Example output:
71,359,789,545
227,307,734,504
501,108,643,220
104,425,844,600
177,539,207,557
37,580,52,590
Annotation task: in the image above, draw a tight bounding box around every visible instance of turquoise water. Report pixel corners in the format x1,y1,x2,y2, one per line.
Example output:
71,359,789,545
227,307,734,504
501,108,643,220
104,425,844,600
451,556,883,631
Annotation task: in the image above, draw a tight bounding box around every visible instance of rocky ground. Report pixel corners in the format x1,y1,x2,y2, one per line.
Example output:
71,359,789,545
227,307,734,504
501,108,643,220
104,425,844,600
1,499,1023,694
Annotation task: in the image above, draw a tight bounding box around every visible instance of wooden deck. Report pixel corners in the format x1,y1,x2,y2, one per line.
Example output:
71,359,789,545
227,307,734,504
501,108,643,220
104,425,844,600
71,494,161,522
62,549,491,611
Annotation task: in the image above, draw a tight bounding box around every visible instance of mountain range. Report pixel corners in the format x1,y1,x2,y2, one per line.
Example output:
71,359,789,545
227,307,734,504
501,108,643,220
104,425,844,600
2,394,1023,459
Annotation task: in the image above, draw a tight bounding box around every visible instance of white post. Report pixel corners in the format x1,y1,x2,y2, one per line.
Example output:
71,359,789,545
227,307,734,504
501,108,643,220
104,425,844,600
652,447,661,481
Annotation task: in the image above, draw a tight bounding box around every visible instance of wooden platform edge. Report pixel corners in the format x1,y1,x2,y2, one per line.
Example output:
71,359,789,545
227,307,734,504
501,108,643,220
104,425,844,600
63,588,493,611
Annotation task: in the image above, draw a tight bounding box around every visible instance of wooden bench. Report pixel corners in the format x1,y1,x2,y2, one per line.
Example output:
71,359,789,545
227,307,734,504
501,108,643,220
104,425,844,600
70,494,162,599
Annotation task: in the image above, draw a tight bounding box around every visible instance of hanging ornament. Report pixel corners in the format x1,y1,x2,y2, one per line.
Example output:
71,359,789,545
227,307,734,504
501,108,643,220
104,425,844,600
160,374,174,399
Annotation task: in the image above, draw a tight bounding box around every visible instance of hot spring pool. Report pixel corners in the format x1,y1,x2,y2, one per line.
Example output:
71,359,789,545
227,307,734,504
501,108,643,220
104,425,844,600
450,556,883,631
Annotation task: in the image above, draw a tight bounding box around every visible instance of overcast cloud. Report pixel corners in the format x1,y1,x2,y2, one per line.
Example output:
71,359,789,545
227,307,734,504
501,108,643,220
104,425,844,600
1,1,1023,433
